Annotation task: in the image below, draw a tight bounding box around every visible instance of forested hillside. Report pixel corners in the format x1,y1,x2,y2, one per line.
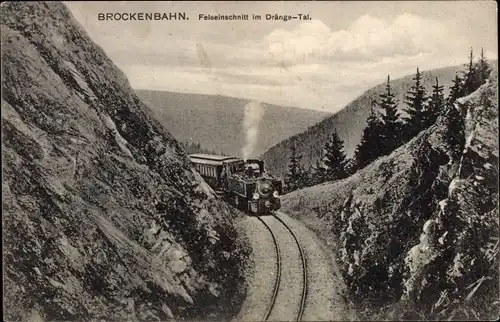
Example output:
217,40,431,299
262,65,463,176
282,60,498,321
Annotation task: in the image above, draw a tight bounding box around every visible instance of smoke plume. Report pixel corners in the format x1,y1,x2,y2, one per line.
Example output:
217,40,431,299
242,101,264,160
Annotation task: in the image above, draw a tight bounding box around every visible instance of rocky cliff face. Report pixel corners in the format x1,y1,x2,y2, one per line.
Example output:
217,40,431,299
282,71,498,320
1,2,249,321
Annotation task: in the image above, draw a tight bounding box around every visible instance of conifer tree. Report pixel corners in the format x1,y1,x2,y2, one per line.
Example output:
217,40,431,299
448,73,464,105
354,107,384,169
323,129,347,180
379,75,402,154
343,158,358,176
462,47,478,96
311,159,328,185
285,144,303,192
444,103,466,161
467,47,474,75
307,164,317,186
297,164,311,188
403,68,429,138
476,47,492,86
451,47,491,104
426,77,445,127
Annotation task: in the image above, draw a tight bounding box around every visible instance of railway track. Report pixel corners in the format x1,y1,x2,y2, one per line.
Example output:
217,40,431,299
256,213,308,321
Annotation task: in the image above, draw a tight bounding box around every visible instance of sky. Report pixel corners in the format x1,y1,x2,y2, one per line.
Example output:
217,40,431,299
66,1,498,113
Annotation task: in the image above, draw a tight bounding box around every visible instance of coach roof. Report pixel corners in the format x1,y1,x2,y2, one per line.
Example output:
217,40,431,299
189,153,241,163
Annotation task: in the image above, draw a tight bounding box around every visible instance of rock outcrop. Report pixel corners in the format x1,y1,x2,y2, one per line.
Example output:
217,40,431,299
282,71,498,320
2,2,249,321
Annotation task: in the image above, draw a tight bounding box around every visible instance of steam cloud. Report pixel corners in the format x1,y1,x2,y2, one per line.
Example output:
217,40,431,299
242,101,264,160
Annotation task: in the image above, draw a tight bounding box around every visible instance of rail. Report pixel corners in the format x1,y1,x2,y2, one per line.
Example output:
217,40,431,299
256,216,282,321
257,213,308,321
272,213,308,322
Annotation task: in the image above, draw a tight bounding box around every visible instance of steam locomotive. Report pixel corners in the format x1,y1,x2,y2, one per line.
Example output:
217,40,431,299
189,153,282,214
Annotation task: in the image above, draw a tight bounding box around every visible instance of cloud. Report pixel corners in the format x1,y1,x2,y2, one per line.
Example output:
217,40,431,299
264,13,455,64
107,12,494,74
93,9,496,113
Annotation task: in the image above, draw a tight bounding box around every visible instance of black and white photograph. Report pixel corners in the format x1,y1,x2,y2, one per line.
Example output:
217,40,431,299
1,1,498,321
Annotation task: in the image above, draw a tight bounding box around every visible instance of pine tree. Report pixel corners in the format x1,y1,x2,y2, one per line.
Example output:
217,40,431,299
476,47,492,86
403,68,429,138
344,158,358,176
307,164,317,186
448,73,464,105
297,164,311,188
285,144,303,192
311,159,328,185
462,47,479,96
426,77,445,127
354,107,384,169
379,75,403,154
467,47,474,75
323,129,347,181
444,103,466,161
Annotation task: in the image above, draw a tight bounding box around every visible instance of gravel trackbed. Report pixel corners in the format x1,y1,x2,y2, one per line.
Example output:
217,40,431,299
235,211,353,321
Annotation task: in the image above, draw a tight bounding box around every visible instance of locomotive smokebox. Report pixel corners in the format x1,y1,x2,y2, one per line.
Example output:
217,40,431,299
257,180,273,197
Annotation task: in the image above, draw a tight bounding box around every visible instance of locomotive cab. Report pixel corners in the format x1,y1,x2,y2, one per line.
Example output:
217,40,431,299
245,163,260,178
244,158,264,178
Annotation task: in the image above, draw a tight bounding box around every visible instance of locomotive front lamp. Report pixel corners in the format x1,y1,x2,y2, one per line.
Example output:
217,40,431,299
273,191,279,198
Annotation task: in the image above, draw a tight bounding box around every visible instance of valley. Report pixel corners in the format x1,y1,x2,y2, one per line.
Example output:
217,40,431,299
136,90,332,159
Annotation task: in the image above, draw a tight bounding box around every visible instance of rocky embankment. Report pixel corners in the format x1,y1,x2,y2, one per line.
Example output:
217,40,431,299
2,2,249,321
282,73,499,320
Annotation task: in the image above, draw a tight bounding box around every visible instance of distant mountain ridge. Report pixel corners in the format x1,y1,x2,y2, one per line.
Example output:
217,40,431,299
135,90,332,159
261,64,475,176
